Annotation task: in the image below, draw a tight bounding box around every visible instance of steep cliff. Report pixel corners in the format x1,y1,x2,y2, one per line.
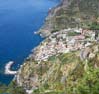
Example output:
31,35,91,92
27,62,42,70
15,43,99,94
39,0,99,37
15,0,99,94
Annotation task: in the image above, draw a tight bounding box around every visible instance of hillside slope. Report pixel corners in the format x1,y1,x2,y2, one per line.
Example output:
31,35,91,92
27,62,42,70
15,42,99,94
39,0,99,37
13,0,99,94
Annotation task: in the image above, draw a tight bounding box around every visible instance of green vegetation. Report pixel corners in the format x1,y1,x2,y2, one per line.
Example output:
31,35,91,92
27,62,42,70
1,0,99,93
1,45,99,94
67,31,80,36
51,29,59,33
32,51,99,94
89,22,99,30
32,67,99,94
46,0,99,32
0,81,25,94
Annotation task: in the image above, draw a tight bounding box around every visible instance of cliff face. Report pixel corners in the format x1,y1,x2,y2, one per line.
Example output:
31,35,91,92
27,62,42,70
40,0,99,37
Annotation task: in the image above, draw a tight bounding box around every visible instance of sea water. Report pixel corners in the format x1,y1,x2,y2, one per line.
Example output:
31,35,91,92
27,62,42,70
0,0,59,84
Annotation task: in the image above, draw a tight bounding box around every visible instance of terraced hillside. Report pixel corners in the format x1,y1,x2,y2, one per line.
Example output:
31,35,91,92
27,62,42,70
14,42,99,94
1,0,99,94
13,0,99,94
40,0,99,37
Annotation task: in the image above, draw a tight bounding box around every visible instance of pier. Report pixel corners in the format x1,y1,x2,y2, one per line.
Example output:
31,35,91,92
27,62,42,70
5,61,17,75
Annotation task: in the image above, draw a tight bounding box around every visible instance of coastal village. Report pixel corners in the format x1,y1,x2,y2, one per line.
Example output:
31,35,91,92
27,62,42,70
5,27,99,93
2,0,99,94
5,28,98,75
6,27,98,75
16,27,99,94
31,28,97,62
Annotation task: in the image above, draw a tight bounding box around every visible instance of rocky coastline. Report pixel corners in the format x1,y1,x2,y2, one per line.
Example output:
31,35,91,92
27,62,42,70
14,0,99,94
14,0,62,90
37,0,65,37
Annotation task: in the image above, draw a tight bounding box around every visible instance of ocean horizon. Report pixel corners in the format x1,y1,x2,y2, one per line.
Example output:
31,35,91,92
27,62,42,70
0,0,59,84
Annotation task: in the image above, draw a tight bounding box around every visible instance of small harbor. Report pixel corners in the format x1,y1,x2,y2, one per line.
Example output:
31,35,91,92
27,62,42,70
5,61,17,75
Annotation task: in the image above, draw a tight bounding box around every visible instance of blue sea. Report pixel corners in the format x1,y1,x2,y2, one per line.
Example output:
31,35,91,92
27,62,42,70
0,0,59,84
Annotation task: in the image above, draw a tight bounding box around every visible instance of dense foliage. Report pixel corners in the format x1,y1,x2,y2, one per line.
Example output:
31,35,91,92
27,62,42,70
89,22,99,30
0,81,25,94
32,57,99,94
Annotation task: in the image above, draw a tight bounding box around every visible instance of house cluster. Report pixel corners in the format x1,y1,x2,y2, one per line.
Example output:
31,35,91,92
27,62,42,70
33,28,96,62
